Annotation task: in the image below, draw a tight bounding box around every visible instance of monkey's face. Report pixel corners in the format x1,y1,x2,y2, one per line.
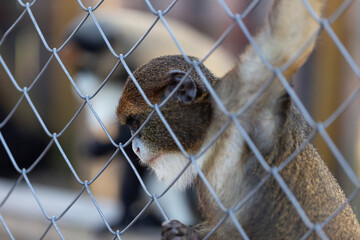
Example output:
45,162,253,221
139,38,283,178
116,55,217,189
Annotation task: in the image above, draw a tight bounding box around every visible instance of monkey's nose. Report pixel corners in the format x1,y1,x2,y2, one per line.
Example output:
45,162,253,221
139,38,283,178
132,138,141,156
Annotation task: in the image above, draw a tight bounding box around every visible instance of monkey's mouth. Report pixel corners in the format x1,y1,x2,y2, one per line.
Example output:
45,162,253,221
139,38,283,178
149,155,162,165
142,154,162,166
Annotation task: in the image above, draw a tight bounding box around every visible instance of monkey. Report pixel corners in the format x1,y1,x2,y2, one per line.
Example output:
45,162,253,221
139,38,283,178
62,8,235,227
116,0,360,239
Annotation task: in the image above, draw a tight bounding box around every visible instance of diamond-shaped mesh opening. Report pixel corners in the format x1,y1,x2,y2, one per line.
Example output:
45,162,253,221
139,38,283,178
0,9,57,90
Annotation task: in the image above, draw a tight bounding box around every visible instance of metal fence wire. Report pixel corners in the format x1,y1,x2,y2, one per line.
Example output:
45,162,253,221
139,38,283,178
1,0,360,239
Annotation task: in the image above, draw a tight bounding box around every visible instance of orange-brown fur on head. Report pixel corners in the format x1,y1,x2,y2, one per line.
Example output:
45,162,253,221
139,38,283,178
117,55,218,154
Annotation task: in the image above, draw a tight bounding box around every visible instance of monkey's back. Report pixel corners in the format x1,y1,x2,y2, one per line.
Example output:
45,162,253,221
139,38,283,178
241,105,360,239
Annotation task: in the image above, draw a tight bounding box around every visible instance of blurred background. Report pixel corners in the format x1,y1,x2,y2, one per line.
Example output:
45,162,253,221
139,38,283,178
0,0,359,239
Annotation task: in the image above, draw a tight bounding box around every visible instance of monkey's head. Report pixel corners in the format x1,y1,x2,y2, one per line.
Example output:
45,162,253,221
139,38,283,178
117,55,218,189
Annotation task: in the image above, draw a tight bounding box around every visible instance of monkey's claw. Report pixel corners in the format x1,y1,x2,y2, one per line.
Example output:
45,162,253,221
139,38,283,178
161,220,200,240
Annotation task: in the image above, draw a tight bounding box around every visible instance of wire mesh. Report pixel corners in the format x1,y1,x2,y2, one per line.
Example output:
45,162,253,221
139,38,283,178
1,0,360,239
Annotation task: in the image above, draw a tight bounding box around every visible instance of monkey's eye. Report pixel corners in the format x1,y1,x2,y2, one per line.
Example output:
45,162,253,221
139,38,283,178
126,116,140,131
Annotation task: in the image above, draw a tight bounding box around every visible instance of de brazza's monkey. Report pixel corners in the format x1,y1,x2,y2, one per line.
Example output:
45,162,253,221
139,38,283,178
117,0,360,239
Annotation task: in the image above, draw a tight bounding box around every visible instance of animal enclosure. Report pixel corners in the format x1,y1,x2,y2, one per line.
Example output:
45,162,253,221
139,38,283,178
1,0,360,239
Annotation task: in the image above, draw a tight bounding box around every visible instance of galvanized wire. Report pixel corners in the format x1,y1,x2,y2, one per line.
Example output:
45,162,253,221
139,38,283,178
0,0,359,239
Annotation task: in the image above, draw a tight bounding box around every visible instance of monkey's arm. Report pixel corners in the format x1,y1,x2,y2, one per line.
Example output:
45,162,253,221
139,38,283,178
220,0,325,107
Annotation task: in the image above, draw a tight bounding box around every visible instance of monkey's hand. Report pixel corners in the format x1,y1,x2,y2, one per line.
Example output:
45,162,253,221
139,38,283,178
161,220,201,240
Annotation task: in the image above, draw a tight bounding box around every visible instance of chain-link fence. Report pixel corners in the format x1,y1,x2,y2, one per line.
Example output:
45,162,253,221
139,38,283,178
1,0,360,239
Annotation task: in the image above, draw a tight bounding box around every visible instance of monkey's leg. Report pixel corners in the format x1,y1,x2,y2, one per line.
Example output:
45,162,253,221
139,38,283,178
218,0,325,111
213,0,326,150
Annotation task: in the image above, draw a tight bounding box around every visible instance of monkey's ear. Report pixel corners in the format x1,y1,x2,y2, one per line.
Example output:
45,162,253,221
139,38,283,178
164,70,197,103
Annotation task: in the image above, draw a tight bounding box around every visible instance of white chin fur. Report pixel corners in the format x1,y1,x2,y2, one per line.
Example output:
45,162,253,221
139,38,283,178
150,153,199,191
